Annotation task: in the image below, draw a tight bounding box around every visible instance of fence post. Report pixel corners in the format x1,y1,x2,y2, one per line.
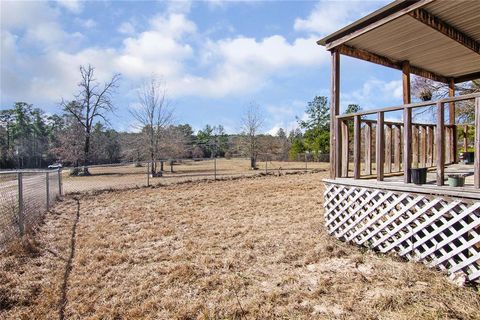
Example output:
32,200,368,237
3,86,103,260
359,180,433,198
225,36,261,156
46,172,50,211
147,162,150,187
58,168,63,196
214,157,217,181
265,157,268,175
305,153,307,171
17,172,24,236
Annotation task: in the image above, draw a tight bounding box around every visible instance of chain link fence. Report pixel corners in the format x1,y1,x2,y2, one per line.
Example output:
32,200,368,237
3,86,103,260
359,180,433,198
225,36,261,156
0,157,328,249
0,169,62,247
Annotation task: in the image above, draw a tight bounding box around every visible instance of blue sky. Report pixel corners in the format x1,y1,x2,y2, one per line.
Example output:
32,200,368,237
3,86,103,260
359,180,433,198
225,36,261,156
1,0,407,134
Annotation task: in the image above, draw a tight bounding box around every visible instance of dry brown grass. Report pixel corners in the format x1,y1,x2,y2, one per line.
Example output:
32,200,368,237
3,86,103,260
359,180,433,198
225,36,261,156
62,158,328,194
1,172,479,319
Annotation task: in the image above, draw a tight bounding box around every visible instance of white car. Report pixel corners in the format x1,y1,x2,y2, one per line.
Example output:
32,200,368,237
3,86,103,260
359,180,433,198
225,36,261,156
48,163,63,169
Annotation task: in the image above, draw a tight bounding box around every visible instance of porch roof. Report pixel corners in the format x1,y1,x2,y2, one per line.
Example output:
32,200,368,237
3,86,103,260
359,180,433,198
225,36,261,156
317,0,480,84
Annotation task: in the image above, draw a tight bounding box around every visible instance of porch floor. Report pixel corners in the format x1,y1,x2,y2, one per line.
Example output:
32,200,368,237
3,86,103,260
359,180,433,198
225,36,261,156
326,163,480,200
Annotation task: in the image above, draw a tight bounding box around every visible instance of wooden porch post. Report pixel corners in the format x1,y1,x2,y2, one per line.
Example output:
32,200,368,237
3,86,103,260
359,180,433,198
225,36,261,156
437,102,445,186
376,112,385,181
449,79,457,163
475,98,480,188
330,50,340,179
402,61,411,183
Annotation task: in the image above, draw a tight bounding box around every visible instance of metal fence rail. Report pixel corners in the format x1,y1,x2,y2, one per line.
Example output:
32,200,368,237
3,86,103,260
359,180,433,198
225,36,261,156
0,169,62,247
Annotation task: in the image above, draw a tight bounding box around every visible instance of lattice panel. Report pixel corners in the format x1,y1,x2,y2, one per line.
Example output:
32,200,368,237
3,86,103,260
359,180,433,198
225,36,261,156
324,183,480,283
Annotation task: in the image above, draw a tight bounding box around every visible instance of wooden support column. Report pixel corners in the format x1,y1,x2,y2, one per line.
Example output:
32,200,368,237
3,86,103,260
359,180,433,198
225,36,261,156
364,123,372,175
353,116,361,179
394,125,401,172
385,125,392,174
330,50,340,178
341,120,349,177
437,102,445,186
402,61,411,183
404,108,412,183
376,112,385,181
475,98,480,188
449,79,457,163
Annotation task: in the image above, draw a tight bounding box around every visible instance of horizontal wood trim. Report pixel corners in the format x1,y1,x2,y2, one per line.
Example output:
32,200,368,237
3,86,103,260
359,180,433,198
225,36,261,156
336,93,480,119
336,44,449,83
455,72,480,84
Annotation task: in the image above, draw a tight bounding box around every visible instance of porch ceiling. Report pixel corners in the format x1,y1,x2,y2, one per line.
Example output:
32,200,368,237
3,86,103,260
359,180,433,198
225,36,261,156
318,0,480,83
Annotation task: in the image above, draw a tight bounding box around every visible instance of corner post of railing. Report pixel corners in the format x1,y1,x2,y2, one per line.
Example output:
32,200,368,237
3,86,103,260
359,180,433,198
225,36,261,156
46,171,50,211
17,172,24,236
353,115,361,179
436,101,445,186
474,97,480,188
403,107,412,183
376,111,385,181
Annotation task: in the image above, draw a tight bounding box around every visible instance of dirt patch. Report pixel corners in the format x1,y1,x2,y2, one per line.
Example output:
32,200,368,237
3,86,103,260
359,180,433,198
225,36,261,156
1,173,479,319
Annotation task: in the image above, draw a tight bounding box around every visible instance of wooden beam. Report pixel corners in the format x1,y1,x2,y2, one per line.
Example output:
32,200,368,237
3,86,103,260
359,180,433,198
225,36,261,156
376,112,385,181
330,50,340,179
353,116,361,179
455,72,480,84
336,45,449,84
420,126,427,168
409,8,480,55
404,108,412,183
436,102,445,186
364,123,372,175
475,98,480,188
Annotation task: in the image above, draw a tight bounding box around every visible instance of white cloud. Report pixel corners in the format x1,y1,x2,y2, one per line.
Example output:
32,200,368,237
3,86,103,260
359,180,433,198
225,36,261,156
56,0,83,14
294,1,387,36
118,22,136,35
341,78,402,112
76,18,96,29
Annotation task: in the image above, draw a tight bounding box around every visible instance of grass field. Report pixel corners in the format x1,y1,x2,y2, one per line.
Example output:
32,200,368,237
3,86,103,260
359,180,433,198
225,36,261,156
1,172,479,319
62,158,328,194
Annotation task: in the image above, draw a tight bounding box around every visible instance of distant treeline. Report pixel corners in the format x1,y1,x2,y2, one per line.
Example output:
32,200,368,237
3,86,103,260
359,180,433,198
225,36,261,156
0,100,333,169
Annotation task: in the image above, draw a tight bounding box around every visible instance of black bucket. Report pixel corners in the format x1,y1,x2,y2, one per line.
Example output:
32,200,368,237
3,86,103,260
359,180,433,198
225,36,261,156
410,167,427,185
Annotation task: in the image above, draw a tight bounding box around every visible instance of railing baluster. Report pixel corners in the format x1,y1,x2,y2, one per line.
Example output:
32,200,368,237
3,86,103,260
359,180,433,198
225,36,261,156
385,125,392,174
376,111,385,181
353,116,361,179
364,122,372,176
341,120,349,177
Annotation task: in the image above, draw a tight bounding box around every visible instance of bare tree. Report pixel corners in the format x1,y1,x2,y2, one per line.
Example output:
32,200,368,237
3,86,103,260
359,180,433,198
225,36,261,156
241,102,264,169
130,77,173,175
62,65,120,171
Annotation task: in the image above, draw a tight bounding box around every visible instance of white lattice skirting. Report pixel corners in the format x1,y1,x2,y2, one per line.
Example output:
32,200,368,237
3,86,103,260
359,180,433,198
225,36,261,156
324,182,480,283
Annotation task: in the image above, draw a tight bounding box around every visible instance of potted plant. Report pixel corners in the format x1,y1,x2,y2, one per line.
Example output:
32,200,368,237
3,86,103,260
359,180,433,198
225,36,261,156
410,165,427,185
447,174,465,187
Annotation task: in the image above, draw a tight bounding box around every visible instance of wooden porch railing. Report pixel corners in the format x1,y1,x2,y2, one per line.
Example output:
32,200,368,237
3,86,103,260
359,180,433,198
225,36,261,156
333,93,480,187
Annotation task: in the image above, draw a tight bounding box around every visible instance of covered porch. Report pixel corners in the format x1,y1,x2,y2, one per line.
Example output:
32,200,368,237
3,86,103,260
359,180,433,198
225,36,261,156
318,0,480,283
